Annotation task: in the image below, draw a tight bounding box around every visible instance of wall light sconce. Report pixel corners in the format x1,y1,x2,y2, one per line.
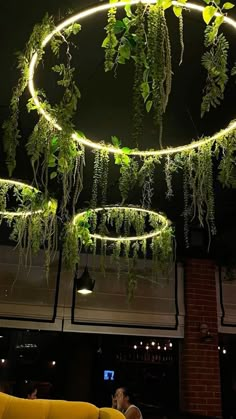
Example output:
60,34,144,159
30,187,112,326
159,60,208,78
199,323,213,343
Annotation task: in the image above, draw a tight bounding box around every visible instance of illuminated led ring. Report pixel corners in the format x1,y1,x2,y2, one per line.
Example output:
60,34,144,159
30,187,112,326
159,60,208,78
73,206,170,241
29,1,236,157
0,179,55,217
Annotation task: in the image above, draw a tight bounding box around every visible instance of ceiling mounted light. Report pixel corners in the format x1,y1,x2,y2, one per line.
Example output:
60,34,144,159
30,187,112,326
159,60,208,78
29,1,236,158
75,266,95,295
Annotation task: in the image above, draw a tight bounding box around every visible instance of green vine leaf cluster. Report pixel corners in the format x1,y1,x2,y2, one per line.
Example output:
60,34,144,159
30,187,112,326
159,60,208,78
2,14,55,176
102,0,235,143
201,27,229,117
182,144,216,248
0,182,57,278
64,206,174,299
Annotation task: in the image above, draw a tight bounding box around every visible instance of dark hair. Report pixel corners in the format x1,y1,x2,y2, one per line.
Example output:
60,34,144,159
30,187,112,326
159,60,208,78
121,387,135,404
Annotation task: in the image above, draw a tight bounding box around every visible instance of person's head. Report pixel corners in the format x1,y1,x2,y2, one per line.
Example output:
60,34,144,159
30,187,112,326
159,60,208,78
26,382,37,400
114,387,134,411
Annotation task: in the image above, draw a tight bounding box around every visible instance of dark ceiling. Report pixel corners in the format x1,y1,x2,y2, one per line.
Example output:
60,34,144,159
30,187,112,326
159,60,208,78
1,0,236,263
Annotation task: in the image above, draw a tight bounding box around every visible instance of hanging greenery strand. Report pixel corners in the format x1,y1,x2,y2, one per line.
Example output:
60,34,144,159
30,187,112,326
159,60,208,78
104,5,118,72
132,2,146,144
201,24,229,117
2,14,55,177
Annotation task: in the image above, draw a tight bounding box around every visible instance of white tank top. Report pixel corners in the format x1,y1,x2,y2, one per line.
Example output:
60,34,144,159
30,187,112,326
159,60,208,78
125,404,143,419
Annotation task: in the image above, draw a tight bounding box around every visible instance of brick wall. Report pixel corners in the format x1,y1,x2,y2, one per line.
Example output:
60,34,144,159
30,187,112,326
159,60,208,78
181,259,222,417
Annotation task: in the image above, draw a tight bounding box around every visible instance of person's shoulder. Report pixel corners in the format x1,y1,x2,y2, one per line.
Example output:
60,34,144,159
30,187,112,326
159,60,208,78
125,405,141,419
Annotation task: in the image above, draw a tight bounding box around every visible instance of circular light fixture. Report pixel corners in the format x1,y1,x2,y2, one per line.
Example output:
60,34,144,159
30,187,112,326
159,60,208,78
145,345,149,350
73,206,170,242
151,341,155,346
0,179,56,217
28,1,236,157
133,345,138,350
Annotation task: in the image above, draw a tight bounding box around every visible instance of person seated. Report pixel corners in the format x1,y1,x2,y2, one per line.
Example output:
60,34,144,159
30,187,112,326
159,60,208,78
112,387,143,419
26,382,38,400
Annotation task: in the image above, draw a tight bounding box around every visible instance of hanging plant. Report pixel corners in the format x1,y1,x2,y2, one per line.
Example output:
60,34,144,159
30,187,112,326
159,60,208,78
3,13,83,215
181,143,216,248
0,179,57,277
64,206,174,298
3,0,236,284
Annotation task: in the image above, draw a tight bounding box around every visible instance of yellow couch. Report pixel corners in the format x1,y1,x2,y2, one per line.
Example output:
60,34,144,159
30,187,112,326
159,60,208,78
0,392,125,419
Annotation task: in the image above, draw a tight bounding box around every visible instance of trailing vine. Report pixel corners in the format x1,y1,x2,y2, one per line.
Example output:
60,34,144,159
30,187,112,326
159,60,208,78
64,206,174,298
181,144,216,247
3,14,55,176
0,181,57,277
103,4,118,72
201,26,229,117
132,2,146,144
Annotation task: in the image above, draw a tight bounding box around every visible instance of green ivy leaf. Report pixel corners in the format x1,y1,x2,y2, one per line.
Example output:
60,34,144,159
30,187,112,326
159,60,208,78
111,135,121,147
122,155,130,166
141,81,150,102
119,43,131,59
118,56,126,64
115,155,122,165
77,130,86,138
146,100,153,113
163,0,172,10
173,6,182,17
102,36,109,48
223,2,234,9
202,6,217,25
122,147,132,154
215,15,224,29
51,136,58,146
114,20,126,34
125,4,132,17
50,171,57,180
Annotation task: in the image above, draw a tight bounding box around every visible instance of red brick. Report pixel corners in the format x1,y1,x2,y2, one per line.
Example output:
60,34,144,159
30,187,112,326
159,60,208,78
181,259,222,417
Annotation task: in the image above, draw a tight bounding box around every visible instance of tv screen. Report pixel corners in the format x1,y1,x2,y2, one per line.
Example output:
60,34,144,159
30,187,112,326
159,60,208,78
104,370,115,381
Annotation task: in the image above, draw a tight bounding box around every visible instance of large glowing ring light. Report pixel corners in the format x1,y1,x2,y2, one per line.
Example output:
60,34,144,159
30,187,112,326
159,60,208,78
0,179,53,217
73,206,170,241
28,1,236,157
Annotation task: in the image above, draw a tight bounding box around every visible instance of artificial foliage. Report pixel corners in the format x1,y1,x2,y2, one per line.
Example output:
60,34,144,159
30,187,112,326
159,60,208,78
102,0,235,145
64,206,174,299
0,180,57,276
1,0,236,296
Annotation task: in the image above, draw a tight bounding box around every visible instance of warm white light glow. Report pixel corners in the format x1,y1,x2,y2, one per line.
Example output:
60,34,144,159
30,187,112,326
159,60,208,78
164,346,167,351
140,341,143,346
218,346,220,350
0,179,56,217
28,2,236,157
151,341,155,346
223,348,227,354
145,345,149,350
73,206,170,242
169,342,173,348
77,288,93,295
157,345,161,350
1,359,6,364
134,345,138,350
52,361,56,366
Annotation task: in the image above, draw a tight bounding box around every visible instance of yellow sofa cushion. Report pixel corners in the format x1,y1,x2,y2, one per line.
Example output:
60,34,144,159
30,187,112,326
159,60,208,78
0,393,125,419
